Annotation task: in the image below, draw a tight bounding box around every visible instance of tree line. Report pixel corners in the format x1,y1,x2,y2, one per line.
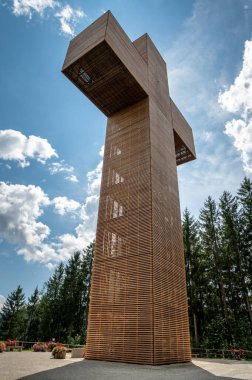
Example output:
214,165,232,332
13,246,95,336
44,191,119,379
183,177,252,349
0,178,251,349
0,243,94,344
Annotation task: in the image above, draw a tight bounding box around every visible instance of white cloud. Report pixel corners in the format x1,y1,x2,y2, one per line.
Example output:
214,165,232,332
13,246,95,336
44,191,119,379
0,182,53,262
55,4,85,36
9,0,85,37
56,147,103,258
46,262,56,270
218,39,252,174
48,160,78,182
224,118,252,174
0,294,5,311
0,181,84,266
12,0,57,19
99,145,104,157
48,161,73,174
65,174,78,183
52,196,81,215
219,40,252,118
162,0,250,217
201,131,215,143
0,129,58,167
0,130,79,180
86,160,103,195
0,146,103,266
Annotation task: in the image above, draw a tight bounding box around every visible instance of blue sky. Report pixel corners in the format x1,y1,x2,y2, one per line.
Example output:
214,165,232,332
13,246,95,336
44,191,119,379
0,0,252,305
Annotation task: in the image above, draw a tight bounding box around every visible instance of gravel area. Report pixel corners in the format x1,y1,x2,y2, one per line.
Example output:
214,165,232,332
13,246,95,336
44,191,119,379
0,352,252,380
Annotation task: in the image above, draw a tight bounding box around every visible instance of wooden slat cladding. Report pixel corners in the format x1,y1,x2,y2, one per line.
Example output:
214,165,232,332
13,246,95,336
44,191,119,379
170,99,196,161
63,11,195,365
105,13,148,94
145,35,191,365
85,99,154,364
174,131,195,166
62,12,195,164
150,100,191,364
63,41,147,117
62,12,108,71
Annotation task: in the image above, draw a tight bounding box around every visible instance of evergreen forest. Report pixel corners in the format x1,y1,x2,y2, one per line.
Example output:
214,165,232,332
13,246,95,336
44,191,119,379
0,178,251,349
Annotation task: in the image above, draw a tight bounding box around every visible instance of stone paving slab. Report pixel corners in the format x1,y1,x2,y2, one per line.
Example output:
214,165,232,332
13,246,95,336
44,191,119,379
0,352,252,380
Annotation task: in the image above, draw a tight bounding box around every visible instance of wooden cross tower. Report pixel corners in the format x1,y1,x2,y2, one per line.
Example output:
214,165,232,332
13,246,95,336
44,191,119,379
62,11,196,365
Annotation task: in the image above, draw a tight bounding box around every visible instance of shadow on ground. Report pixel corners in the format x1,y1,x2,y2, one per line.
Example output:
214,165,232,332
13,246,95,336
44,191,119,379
19,359,246,380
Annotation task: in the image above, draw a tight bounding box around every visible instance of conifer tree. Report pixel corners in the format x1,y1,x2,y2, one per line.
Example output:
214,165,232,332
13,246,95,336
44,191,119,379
26,287,41,341
39,263,65,341
82,241,95,341
199,196,231,343
220,190,252,334
238,177,252,292
183,209,203,346
60,251,83,340
0,285,27,340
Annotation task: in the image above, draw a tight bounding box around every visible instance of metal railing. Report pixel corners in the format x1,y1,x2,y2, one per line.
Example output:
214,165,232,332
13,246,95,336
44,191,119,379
1,340,85,351
192,348,252,360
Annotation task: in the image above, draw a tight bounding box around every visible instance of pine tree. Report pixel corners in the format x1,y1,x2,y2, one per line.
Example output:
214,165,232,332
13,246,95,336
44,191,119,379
183,209,203,346
0,285,27,340
39,263,65,341
220,190,252,334
238,177,252,293
59,243,95,343
82,241,95,341
60,252,83,340
26,287,41,341
199,196,231,344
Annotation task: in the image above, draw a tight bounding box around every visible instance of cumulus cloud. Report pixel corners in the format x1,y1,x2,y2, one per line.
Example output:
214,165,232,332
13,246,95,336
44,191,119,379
65,174,78,183
0,182,84,266
159,0,252,217
48,161,73,174
219,40,252,117
0,182,52,262
55,5,85,36
9,0,85,36
0,129,58,167
0,147,103,267
52,196,81,216
48,160,78,182
12,0,57,19
56,146,104,258
218,39,252,174
0,294,6,311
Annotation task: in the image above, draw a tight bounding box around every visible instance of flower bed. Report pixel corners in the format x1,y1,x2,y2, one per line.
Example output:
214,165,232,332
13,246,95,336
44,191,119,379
52,345,67,359
33,342,48,352
0,341,6,353
6,339,16,347
47,342,59,352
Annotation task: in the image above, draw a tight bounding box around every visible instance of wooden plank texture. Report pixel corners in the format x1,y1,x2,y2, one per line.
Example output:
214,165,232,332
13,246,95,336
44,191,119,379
62,11,195,365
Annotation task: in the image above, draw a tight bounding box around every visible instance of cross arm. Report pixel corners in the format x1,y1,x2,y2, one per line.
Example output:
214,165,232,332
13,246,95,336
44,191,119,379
62,11,148,116
171,99,196,165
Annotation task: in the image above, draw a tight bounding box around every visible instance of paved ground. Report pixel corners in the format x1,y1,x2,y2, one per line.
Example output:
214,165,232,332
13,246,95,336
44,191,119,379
0,352,252,380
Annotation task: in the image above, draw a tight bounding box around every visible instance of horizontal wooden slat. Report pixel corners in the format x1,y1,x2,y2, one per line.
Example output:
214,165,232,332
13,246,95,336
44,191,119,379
63,11,194,365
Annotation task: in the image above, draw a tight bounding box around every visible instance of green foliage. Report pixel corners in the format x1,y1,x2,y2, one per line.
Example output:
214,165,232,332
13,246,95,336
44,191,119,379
67,334,81,346
0,285,27,340
26,287,41,341
0,242,95,343
183,178,252,349
1,178,252,349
